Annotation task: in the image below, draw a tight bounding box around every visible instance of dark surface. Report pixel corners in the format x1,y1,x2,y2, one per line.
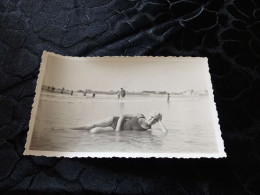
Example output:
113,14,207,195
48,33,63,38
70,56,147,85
0,0,260,194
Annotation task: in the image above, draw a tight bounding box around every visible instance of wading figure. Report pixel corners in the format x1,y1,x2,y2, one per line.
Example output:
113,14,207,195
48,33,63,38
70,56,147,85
167,93,170,103
120,88,126,99
117,91,121,99
72,112,167,134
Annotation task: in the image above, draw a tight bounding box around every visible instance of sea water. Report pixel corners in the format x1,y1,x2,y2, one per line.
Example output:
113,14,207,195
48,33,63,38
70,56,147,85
30,92,218,153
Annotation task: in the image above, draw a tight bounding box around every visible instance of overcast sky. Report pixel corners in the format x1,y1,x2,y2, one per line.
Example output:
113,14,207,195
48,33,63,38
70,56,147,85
43,55,210,92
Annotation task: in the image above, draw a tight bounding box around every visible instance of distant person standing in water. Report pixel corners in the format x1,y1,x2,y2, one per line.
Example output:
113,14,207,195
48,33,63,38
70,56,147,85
121,88,126,99
167,93,170,103
117,91,121,99
92,92,96,98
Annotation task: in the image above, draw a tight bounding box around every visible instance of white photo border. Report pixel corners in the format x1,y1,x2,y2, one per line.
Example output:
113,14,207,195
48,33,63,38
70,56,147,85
24,51,226,158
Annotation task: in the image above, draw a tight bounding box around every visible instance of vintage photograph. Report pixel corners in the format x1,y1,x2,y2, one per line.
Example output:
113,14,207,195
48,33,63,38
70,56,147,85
24,51,226,158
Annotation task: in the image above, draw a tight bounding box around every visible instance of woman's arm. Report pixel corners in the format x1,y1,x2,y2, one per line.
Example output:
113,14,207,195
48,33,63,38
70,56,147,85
115,113,144,132
158,120,168,134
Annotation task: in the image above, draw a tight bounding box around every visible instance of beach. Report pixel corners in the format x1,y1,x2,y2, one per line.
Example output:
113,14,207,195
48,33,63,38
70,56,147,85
29,91,218,154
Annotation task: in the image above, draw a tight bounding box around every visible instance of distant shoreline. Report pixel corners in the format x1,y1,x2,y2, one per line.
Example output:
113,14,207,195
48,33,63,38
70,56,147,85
39,92,204,103
40,88,208,99
41,85,209,97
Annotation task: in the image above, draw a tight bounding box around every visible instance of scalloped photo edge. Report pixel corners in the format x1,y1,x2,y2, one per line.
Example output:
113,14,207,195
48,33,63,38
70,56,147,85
24,51,226,158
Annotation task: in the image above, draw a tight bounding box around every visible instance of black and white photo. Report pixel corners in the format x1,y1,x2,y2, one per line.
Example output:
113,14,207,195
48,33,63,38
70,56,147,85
24,51,226,158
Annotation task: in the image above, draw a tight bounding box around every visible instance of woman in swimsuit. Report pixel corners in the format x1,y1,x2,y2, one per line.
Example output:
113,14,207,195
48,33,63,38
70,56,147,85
72,112,167,134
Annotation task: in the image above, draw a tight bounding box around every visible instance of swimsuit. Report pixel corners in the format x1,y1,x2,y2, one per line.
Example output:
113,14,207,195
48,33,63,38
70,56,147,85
121,90,126,97
110,116,150,130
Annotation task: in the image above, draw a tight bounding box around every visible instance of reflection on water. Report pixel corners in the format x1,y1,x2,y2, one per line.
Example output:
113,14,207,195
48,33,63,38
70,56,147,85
120,102,125,113
30,92,218,153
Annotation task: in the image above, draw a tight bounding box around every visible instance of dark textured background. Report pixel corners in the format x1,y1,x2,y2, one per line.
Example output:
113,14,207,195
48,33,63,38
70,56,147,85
0,0,259,194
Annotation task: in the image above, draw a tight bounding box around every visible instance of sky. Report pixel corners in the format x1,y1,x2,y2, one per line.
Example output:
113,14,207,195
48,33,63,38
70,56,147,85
43,55,210,92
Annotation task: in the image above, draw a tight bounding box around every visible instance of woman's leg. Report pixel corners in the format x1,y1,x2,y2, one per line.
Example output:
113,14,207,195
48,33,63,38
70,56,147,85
71,116,115,130
90,126,114,133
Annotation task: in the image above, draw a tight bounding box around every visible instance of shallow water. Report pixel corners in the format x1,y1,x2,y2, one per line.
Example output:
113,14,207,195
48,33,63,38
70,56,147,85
30,92,218,153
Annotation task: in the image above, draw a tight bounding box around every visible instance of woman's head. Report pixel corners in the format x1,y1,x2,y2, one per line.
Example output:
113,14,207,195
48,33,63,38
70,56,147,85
146,112,162,126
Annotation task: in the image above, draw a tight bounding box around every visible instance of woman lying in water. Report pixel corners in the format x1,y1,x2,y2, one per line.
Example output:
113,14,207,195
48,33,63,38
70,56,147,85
71,112,168,134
